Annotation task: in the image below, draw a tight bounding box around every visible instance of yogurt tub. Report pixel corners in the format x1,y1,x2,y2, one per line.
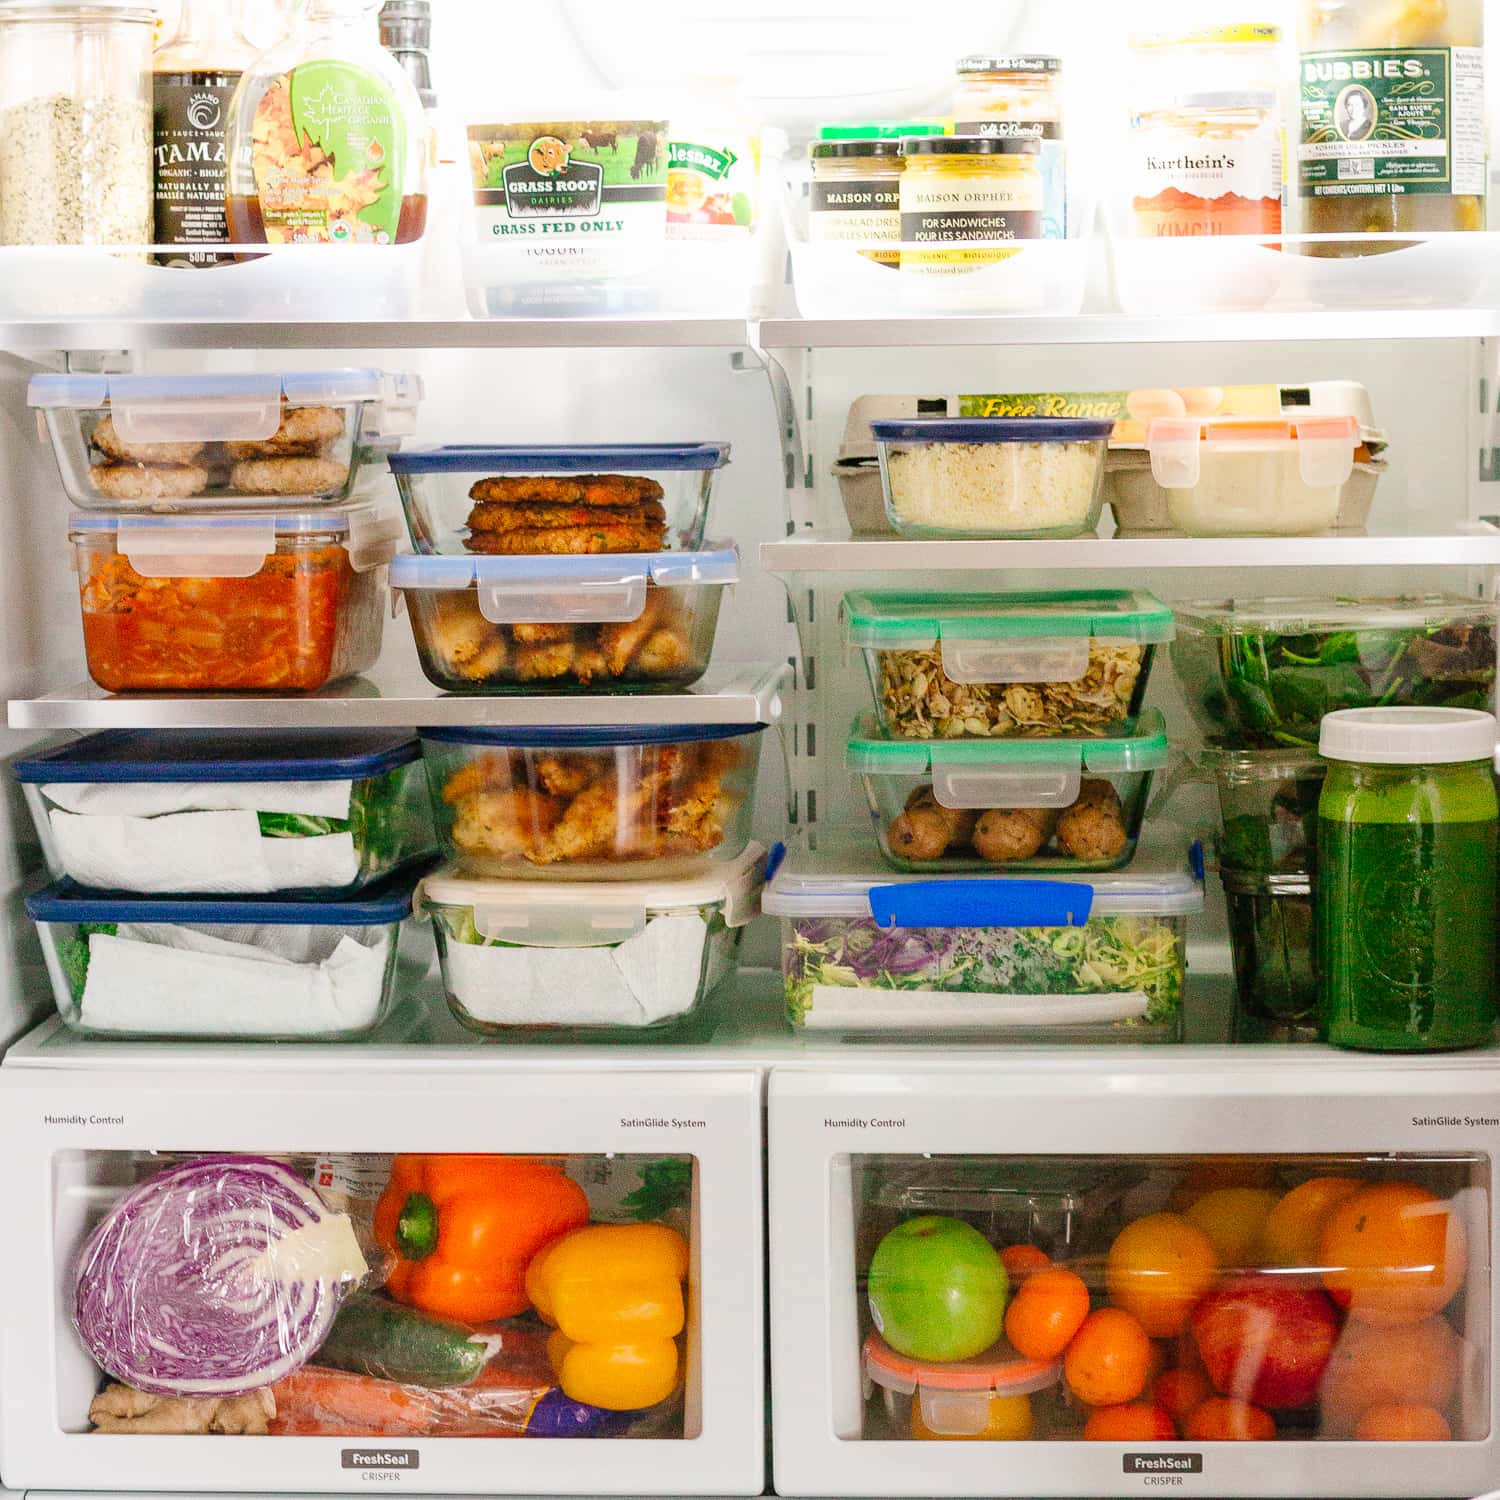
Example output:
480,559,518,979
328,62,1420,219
417,844,765,1035
26,875,417,1040
870,418,1111,539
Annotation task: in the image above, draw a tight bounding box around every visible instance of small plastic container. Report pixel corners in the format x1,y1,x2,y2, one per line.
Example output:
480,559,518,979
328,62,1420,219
1223,870,1318,1044
389,444,730,555
25,875,415,1040
390,547,737,693
1203,746,1326,879
29,369,423,510
1172,596,1498,750
14,730,435,898
1144,414,1362,536
869,418,1111,539
764,832,1203,1039
417,843,765,1034
850,709,1169,873
845,588,1174,740
419,722,767,881
69,507,399,693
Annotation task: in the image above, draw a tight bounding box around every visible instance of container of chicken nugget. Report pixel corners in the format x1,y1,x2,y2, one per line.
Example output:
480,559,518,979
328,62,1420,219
849,709,1169,873
29,369,422,511
388,443,730,554
417,721,767,880
390,546,738,693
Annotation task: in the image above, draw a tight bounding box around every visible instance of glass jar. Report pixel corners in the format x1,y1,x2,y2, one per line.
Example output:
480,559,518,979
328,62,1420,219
1317,707,1498,1052
0,1,154,246
898,135,1042,276
1298,0,1485,241
809,138,905,266
225,0,428,245
954,54,1064,240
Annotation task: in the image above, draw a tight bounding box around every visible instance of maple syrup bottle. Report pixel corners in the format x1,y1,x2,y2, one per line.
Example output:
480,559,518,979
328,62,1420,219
153,0,258,266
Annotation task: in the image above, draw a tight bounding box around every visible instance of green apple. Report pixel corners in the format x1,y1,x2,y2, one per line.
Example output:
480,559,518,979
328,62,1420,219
868,1215,1009,1363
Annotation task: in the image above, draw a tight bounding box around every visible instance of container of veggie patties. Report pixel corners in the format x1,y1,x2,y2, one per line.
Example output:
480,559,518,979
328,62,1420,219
763,832,1203,1041
417,844,766,1035
15,730,436,898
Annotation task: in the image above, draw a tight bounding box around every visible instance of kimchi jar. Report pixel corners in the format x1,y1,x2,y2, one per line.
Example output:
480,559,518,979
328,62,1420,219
69,508,398,692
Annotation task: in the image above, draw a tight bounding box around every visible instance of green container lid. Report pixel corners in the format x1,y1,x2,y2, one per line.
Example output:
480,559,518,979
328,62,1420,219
843,589,1176,649
847,709,1170,776
818,121,948,140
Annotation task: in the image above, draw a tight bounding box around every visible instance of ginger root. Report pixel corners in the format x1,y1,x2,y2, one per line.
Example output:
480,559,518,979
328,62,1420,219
90,1383,275,1436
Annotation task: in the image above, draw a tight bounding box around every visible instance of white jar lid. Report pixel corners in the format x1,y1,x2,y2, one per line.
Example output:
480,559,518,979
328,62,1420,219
1319,707,1498,766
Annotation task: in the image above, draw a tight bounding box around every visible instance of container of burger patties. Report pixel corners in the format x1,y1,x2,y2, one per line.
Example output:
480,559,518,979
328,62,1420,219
28,369,423,509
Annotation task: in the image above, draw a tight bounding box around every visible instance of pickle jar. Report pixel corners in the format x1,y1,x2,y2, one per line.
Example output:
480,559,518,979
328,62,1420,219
1317,707,1498,1052
899,135,1042,275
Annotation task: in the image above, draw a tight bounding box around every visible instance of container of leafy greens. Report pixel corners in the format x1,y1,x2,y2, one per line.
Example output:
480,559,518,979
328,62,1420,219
1201,746,1326,878
14,730,436,898
1172,596,1497,750
1223,870,1319,1044
762,832,1202,1040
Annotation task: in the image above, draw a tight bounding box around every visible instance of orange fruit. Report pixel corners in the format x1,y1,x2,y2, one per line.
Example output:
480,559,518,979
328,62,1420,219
1185,1396,1276,1441
1319,1182,1467,1325
1184,1188,1279,1269
1152,1366,1213,1427
1260,1178,1366,1267
1354,1403,1453,1442
999,1244,1053,1282
1168,1160,1279,1212
1064,1308,1153,1408
1004,1267,1091,1362
1083,1403,1176,1441
910,1392,1033,1441
1319,1316,1461,1431
1106,1213,1219,1336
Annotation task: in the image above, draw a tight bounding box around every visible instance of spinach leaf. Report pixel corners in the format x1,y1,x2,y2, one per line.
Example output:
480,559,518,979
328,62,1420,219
257,812,348,839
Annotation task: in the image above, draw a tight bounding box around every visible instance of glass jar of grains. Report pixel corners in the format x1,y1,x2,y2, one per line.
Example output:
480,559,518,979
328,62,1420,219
899,135,1043,275
0,0,154,246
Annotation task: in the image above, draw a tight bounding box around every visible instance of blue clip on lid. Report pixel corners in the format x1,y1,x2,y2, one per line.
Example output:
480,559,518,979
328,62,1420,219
867,879,1094,929
869,418,1115,444
14,730,422,785
388,443,730,475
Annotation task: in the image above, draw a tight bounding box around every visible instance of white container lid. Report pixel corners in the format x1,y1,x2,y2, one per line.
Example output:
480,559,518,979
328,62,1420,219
1319,708,1498,766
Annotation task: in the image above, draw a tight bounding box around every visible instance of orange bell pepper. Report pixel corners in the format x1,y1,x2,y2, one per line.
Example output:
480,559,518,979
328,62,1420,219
524,1222,689,1410
373,1155,589,1323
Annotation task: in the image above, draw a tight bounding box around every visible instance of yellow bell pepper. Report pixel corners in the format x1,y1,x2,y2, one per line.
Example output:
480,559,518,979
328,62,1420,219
524,1223,689,1411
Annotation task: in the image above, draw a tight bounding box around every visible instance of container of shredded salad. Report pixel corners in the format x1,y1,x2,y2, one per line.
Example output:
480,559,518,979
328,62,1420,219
68,508,400,693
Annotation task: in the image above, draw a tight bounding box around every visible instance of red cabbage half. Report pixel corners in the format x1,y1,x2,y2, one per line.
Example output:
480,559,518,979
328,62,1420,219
73,1155,368,1397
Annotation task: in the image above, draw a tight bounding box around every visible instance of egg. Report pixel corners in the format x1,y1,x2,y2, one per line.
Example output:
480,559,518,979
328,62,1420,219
1126,388,1186,421
1176,387,1226,416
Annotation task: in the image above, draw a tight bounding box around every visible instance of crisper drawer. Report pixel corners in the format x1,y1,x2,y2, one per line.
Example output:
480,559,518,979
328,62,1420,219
0,1064,763,1496
768,1057,1500,1499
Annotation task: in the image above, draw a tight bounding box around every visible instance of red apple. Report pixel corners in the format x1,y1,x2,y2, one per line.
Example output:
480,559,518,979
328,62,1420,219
1191,1275,1339,1410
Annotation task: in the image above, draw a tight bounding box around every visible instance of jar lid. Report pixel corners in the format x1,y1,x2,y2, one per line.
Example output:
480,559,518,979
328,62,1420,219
903,135,1040,157
957,54,1062,75
1319,708,1498,766
810,139,905,160
819,122,947,141
0,0,154,15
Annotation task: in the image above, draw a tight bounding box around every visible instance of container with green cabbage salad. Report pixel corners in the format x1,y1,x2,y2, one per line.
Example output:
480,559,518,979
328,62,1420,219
762,834,1203,1040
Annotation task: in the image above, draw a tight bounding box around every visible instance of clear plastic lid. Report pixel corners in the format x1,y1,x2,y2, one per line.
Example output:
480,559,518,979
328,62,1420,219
844,589,1175,650
388,443,730,476
1147,415,1359,491
1176,594,1497,637
761,831,1205,924
417,843,767,948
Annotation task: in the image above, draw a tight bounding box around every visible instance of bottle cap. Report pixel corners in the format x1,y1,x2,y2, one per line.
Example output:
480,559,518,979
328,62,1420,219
1319,707,1498,766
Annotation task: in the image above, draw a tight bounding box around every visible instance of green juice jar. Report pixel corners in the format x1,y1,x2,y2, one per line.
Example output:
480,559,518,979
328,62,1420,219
1317,708,1498,1052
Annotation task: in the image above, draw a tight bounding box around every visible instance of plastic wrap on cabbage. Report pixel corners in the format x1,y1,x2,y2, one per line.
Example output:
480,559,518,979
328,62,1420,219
73,1155,369,1397
783,915,1184,1028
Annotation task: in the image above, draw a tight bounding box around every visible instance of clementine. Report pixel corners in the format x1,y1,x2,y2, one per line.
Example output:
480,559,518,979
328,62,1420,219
1184,1396,1276,1441
1106,1213,1219,1336
1152,1366,1214,1427
999,1244,1053,1282
1082,1403,1177,1441
1064,1307,1153,1407
1260,1178,1366,1267
1004,1266,1091,1362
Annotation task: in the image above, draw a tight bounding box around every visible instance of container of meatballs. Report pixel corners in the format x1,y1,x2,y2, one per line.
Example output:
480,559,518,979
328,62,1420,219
29,369,423,509
417,721,767,881
849,709,1169,874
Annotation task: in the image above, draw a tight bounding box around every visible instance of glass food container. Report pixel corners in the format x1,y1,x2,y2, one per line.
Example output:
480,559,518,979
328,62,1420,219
1317,707,1498,1052
1172,596,1498,749
418,722,767,881
870,418,1112,539
391,547,737,694
14,730,436,898
845,588,1174,740
389,444,730,555
1204,746,1327,879
1224,869,1319,1043
68,507,399,693
26,873,416,1039
898,135,1043,276
763,832,1203,1040
0,0,154,246
417,842,765,1035
849,709,1169,874
30,368,423,509
224,0,429,245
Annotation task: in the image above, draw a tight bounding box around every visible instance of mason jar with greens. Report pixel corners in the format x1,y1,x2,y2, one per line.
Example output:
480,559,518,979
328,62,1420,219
1317,707,1498,1051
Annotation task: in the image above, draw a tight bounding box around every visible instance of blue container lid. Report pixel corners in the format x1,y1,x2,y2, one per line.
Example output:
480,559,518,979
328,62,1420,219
29,369,392,408
388,443,730,475
25,867,425,926
389,546,739,591
869,418,1114,444
14,730,422,785
421,723,766,749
